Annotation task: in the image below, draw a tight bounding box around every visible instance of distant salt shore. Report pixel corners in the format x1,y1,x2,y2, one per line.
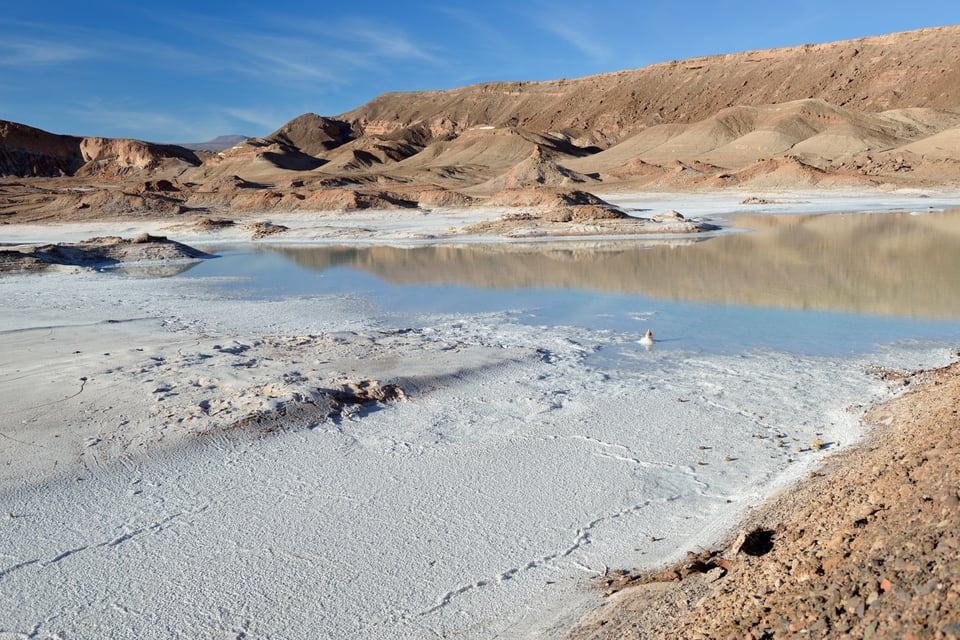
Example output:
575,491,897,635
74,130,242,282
1,193,959,638
3,189,960,248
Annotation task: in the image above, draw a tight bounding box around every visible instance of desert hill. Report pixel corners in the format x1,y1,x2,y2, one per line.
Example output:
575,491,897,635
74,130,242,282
338,25,960,143
170,24,960,194
2,25,960,224
0,120,201,179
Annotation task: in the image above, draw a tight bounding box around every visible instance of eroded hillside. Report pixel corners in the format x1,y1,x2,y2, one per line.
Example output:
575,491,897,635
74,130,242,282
3,25,960,227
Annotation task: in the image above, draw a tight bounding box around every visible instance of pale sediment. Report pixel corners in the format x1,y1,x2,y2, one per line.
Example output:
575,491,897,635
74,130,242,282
566,360,960,639
2,196,959,638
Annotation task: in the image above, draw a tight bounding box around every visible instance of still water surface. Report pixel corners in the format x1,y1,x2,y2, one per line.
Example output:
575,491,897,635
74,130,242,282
184,210,960,356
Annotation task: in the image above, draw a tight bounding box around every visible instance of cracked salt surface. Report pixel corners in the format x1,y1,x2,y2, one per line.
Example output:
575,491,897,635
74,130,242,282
3,196,960,638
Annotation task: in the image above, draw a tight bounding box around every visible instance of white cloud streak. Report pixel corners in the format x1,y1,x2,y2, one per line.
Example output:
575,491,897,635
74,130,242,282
139,10,443,87
537,20,614,62
66,101,220,142
222,107,290,132
0,38,97,66
514,3,615,63
0,17,216,72
232,24,437,86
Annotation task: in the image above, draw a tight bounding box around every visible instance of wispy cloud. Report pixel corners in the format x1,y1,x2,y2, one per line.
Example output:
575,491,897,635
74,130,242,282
67,101,219,142
330,18,440,64
432,4,612,81
0,17,214,72
537,20,613,62
513,4,614,63
135,8,443,88
0,37,97,66
239,14,442,83
212,33,357,84
431,6,520,62
222,107,290,133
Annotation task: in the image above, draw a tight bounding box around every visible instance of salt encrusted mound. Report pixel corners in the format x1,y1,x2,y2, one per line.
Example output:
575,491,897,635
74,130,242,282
0,234,213,273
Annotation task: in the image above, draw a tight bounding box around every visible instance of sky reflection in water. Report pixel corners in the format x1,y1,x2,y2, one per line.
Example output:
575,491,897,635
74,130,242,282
185,210,960,356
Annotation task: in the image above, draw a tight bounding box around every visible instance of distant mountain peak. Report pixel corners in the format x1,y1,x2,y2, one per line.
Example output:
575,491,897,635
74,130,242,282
178,135,249,152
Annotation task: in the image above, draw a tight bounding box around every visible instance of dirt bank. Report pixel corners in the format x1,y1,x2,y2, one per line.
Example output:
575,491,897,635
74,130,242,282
568,359,960,639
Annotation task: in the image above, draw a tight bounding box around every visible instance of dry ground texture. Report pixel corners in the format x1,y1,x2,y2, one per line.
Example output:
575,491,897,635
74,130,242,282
3,25,960,638
567,360,960,639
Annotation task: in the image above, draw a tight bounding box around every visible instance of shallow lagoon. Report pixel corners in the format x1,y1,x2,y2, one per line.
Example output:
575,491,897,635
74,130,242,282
185,209,960,357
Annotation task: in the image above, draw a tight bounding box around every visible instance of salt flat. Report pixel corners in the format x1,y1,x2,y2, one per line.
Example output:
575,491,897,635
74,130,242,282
1,194,958,638
5,189,960,248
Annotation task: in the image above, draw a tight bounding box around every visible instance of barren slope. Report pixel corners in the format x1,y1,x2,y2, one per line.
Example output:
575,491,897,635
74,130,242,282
339,26,960,145
194,25,960,185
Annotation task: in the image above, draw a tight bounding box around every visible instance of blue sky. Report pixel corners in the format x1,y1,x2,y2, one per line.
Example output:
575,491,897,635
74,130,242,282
1,1,957,142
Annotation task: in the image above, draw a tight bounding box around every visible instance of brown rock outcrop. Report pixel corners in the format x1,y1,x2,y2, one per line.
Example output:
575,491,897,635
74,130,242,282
0,120,200,179
0,234,212,273
0,121,85,177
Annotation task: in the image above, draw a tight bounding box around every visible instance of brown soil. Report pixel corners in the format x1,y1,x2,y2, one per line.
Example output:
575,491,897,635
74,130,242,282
566,360,960,639
474,145,598,192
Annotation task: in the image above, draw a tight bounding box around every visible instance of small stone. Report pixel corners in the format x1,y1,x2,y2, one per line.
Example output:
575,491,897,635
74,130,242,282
917,578,940,595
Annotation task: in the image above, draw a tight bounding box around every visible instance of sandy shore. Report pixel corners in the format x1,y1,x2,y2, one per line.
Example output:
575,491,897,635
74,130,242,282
566,360,960,639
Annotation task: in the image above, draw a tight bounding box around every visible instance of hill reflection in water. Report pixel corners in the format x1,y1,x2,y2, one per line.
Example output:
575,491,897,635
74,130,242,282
269,209,960,320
